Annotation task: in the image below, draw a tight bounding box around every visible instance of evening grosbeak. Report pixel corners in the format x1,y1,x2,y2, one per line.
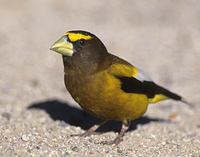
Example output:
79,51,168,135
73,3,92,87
50,30,191,145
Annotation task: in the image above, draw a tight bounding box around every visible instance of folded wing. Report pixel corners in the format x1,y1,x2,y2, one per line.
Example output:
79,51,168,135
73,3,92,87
108,63,182,104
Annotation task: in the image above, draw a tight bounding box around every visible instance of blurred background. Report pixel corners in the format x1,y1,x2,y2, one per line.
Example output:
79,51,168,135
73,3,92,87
0,0,200,156
0,0,199,107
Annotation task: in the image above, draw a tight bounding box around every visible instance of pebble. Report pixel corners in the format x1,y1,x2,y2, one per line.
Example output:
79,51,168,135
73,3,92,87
71,146,79,152
21,134,29,142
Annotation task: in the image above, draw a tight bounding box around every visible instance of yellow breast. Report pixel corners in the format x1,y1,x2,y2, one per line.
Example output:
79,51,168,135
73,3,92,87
76,71,149,121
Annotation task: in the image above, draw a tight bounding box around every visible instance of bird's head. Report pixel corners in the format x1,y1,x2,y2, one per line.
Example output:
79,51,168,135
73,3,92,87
50,30,107,58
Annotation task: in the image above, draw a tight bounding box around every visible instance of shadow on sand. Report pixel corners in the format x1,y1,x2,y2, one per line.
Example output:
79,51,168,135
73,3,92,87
28,99,169,133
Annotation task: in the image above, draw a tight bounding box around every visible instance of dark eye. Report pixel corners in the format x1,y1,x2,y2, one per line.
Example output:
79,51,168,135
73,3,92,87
78,39,86,46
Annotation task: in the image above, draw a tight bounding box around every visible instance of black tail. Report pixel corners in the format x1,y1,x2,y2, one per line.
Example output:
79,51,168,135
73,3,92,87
157,85,182,101
115,76,193,107
157,85,193,107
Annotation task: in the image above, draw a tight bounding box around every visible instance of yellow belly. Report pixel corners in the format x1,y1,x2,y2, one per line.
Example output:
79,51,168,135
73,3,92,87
72,71,149,121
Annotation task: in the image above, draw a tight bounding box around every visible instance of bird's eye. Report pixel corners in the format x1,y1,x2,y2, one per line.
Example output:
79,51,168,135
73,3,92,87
78,39,86,46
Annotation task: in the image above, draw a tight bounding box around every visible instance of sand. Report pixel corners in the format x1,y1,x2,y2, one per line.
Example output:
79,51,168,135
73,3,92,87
0,0,200,156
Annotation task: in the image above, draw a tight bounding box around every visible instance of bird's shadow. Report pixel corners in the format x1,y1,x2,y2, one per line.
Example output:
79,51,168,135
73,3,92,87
27,99,169,132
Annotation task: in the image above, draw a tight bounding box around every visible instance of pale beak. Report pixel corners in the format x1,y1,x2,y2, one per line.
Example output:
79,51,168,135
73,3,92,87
50,36,73,56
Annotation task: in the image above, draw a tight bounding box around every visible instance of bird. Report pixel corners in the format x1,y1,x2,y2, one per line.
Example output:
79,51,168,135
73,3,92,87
50,30,191,145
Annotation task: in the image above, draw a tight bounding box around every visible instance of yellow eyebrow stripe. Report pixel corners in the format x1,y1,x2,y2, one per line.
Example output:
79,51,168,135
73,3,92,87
65,32,93,42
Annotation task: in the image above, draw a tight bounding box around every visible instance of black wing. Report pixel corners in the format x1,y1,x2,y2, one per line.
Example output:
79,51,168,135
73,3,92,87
116,76,182,100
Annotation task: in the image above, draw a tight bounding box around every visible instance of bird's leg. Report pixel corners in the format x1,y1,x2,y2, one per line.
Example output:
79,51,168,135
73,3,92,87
71,121,107,137
102,120,131,145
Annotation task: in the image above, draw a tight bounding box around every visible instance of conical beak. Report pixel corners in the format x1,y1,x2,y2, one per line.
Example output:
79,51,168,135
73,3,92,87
50,36,74,56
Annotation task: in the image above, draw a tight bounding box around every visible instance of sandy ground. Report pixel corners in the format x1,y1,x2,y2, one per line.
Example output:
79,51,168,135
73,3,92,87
0,0,200,156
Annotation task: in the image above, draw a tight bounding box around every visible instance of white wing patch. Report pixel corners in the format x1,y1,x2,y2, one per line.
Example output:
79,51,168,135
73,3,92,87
135,68,152,82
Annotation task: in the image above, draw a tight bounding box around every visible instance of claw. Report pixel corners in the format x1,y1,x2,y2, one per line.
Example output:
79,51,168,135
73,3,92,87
71,131,99,137
70,121,107,137
101,121,130,145
101,136,123,146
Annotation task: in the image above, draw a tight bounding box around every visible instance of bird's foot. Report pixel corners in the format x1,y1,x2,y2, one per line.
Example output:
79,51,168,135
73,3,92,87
101,121,130,145
71,130,99,137
101,136,123,145
71,121,107,137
